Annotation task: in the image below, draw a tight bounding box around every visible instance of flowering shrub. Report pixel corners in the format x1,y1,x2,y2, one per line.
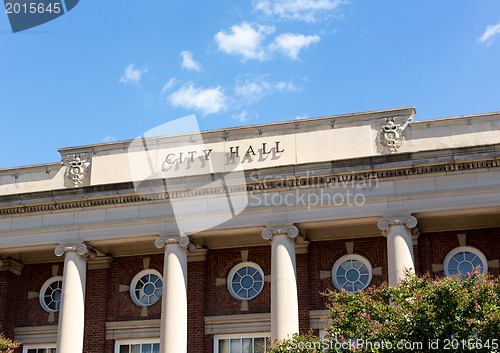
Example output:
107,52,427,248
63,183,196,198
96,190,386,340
0,334,19,353
268,271,500,352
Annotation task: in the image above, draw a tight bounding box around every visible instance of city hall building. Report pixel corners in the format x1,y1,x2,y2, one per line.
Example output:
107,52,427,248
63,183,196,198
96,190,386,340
1,106,500,353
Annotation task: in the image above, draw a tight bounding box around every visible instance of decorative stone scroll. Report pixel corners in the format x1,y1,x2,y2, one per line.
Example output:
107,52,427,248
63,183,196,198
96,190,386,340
64,153,91,187
377,116,413,153
55,242,97,259
262,224,303,242
155,236,197,253
377,215,418,232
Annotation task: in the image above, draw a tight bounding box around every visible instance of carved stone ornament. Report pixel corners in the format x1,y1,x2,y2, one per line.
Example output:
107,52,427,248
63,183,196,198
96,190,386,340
155,235,198,253
377,215,418,231
262,224,301,241
55,242,97,259
65,153,91,187
377,116,412,153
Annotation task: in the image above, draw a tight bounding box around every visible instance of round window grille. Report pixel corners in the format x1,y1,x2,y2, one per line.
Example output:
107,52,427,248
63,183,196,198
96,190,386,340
444,246,488,277
227,262,265,300
130,269,163,306
332,255,372,294
40,276,63,312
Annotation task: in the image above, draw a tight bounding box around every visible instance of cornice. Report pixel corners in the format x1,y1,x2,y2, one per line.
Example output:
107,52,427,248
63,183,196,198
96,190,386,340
1,145,500,217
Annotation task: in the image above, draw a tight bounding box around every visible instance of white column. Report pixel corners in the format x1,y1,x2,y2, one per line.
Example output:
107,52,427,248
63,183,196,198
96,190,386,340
377,215,418,286
155,236,196,353
54,243,95,353
262,225,301,340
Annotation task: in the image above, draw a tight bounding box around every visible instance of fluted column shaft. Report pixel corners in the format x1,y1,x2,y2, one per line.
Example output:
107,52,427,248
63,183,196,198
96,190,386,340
262,225,301,339
55,243,94,353
155,236,196,353
378,216,418,286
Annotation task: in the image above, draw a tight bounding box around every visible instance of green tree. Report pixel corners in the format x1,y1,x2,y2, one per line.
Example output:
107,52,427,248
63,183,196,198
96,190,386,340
0,334,19,353
268,271,500,352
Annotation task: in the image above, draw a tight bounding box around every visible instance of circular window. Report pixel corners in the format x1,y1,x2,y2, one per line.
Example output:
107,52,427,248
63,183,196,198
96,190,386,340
227,262,265,300
40,276,63,312
130,270,163,306
332,255,372,294
444,246,488,277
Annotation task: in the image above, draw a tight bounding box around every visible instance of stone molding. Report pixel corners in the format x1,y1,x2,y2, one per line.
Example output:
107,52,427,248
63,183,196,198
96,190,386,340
1,148,500,216
309,310,329,330
187,248,208,262
295,240,310,254
87,256,114,270
205,313,271,335
54,242,97,259
155,235,197,253
0,257,24,275
105,319,161,340
14,325,58,344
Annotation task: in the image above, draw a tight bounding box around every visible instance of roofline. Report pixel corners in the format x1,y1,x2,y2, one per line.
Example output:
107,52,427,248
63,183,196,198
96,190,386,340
57,106,416,154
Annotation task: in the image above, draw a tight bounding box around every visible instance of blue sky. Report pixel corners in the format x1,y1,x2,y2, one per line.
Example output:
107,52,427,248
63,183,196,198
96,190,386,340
1,0,500,168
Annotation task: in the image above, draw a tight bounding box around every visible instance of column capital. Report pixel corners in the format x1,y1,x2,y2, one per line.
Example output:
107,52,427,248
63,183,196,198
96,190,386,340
155,236,197,253
55,242,97,259
262,224,301,241
377,215,417,231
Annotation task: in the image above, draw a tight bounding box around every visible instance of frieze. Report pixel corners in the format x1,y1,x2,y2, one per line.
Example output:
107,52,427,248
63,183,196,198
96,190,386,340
1,157,499,216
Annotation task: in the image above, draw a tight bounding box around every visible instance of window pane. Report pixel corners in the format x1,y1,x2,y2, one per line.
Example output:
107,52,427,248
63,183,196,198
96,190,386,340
254,338,265,353
131,344,140,353
27,350,37,353
142,343,152,353
152,343,160,353
219,339,229,353
120,345,130,353
242,338,252,353
230,338,241,353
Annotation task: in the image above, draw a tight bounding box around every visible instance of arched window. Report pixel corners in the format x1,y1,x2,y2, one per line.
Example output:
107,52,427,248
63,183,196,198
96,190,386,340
130,269,163,306
39,276,63,312
332,255,372,293
443,246,488,277
227,262,265,300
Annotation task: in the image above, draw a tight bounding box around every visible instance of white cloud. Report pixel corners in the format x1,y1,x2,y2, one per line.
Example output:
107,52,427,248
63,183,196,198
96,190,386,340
119,64,147,84
479,22,500,46
233,110,250,123
215,22,275,61
254,0,343,22
168,84,227,116
235,76,299,102
102,135,116,143
180,51,202,71
270,33,320,59
161,78,178,95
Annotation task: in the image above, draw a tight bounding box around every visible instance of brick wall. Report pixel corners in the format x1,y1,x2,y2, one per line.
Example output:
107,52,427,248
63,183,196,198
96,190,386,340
307,236,388,311
204,246,271,317
106,254,164,323
16,262,63,328
418,228,500,277
6,227,500,353
84,268,109,353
